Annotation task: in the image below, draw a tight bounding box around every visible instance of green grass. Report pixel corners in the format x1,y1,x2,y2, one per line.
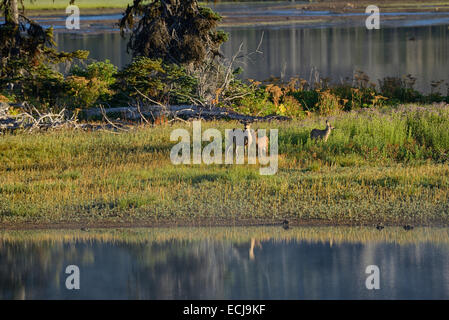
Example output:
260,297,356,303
1,104,449,227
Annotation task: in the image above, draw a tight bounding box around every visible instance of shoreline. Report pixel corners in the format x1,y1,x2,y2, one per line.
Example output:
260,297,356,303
16,1,449,33
1,219,448,231
22,1,449,15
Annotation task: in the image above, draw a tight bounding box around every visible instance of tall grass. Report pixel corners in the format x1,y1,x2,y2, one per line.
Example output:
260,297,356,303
279,104,449,165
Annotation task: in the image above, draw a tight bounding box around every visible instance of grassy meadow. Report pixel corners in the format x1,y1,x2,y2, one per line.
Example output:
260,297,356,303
1,104,449,228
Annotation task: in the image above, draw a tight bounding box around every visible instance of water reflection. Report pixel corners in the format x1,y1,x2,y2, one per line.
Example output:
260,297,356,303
1,227,449,300
55,24,449,93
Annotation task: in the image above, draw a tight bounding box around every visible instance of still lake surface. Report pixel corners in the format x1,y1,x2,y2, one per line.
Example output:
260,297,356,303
1,227,449,300
55,22,449,93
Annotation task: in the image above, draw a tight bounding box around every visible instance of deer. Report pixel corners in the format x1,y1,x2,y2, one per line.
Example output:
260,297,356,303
257,132,269,156
242,120,253,149
226,120,269,157
310,120,335,142
242,121,270,156
226,121,253,157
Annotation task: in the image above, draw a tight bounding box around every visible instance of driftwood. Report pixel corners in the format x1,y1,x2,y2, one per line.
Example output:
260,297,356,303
1,100,291,134
0,102,129,133
84,104,291,123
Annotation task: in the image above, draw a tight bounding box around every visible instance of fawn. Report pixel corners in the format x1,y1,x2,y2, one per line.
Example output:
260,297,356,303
310,120,335,142
227,121,269,156
243,121,269,155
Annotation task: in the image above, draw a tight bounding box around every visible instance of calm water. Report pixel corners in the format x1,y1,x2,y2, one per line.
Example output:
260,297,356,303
55,23,449,93
1,227,449,300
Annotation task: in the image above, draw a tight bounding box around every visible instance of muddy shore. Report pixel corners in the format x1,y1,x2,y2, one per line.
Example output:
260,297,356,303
1,218,446,231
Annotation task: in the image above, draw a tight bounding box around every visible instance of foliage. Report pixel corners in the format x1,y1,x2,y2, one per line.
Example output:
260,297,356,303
222,79,275,116
114,56,198,105
228,72,447,119
0,0,88,107
315,89,342,115
119,0,227,66
70,60,118,86
18,64,65,108
379,75,422,103
65,60,118,108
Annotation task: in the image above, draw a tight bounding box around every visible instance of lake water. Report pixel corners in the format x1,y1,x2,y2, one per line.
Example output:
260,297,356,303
54,22,449,93
1,227,449,300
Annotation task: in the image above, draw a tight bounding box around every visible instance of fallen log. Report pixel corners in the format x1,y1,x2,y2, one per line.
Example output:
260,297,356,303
83,104,292,123
1,102,291,134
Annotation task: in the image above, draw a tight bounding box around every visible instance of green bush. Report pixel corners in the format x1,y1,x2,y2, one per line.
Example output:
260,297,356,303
70,60,117,86
64,60,118,108
223,79,276,116
379,76,423,103
114,57,198,105
289,90,319,112
20,64,65,110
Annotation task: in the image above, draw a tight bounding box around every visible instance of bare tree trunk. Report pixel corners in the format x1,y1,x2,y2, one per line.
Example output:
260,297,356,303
11,0,19,24
4,0,19,24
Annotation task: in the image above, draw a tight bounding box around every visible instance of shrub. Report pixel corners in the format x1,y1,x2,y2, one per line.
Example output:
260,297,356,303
114,57,198,105
316,89,342,115
289,90,319,112
20,64,65,109
64,60,118,108
406,108,449,160
70,60,117,86
379,76,422,103
223,79,276,116
64,76,112,108
278,95,305,118
0,93,10,103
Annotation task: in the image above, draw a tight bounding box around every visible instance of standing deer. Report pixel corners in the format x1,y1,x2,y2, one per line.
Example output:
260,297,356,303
310,120,335,142
242,121,253,149
226,120,269,158
226,121,253,158
257,133,269,155
243,121,270,156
